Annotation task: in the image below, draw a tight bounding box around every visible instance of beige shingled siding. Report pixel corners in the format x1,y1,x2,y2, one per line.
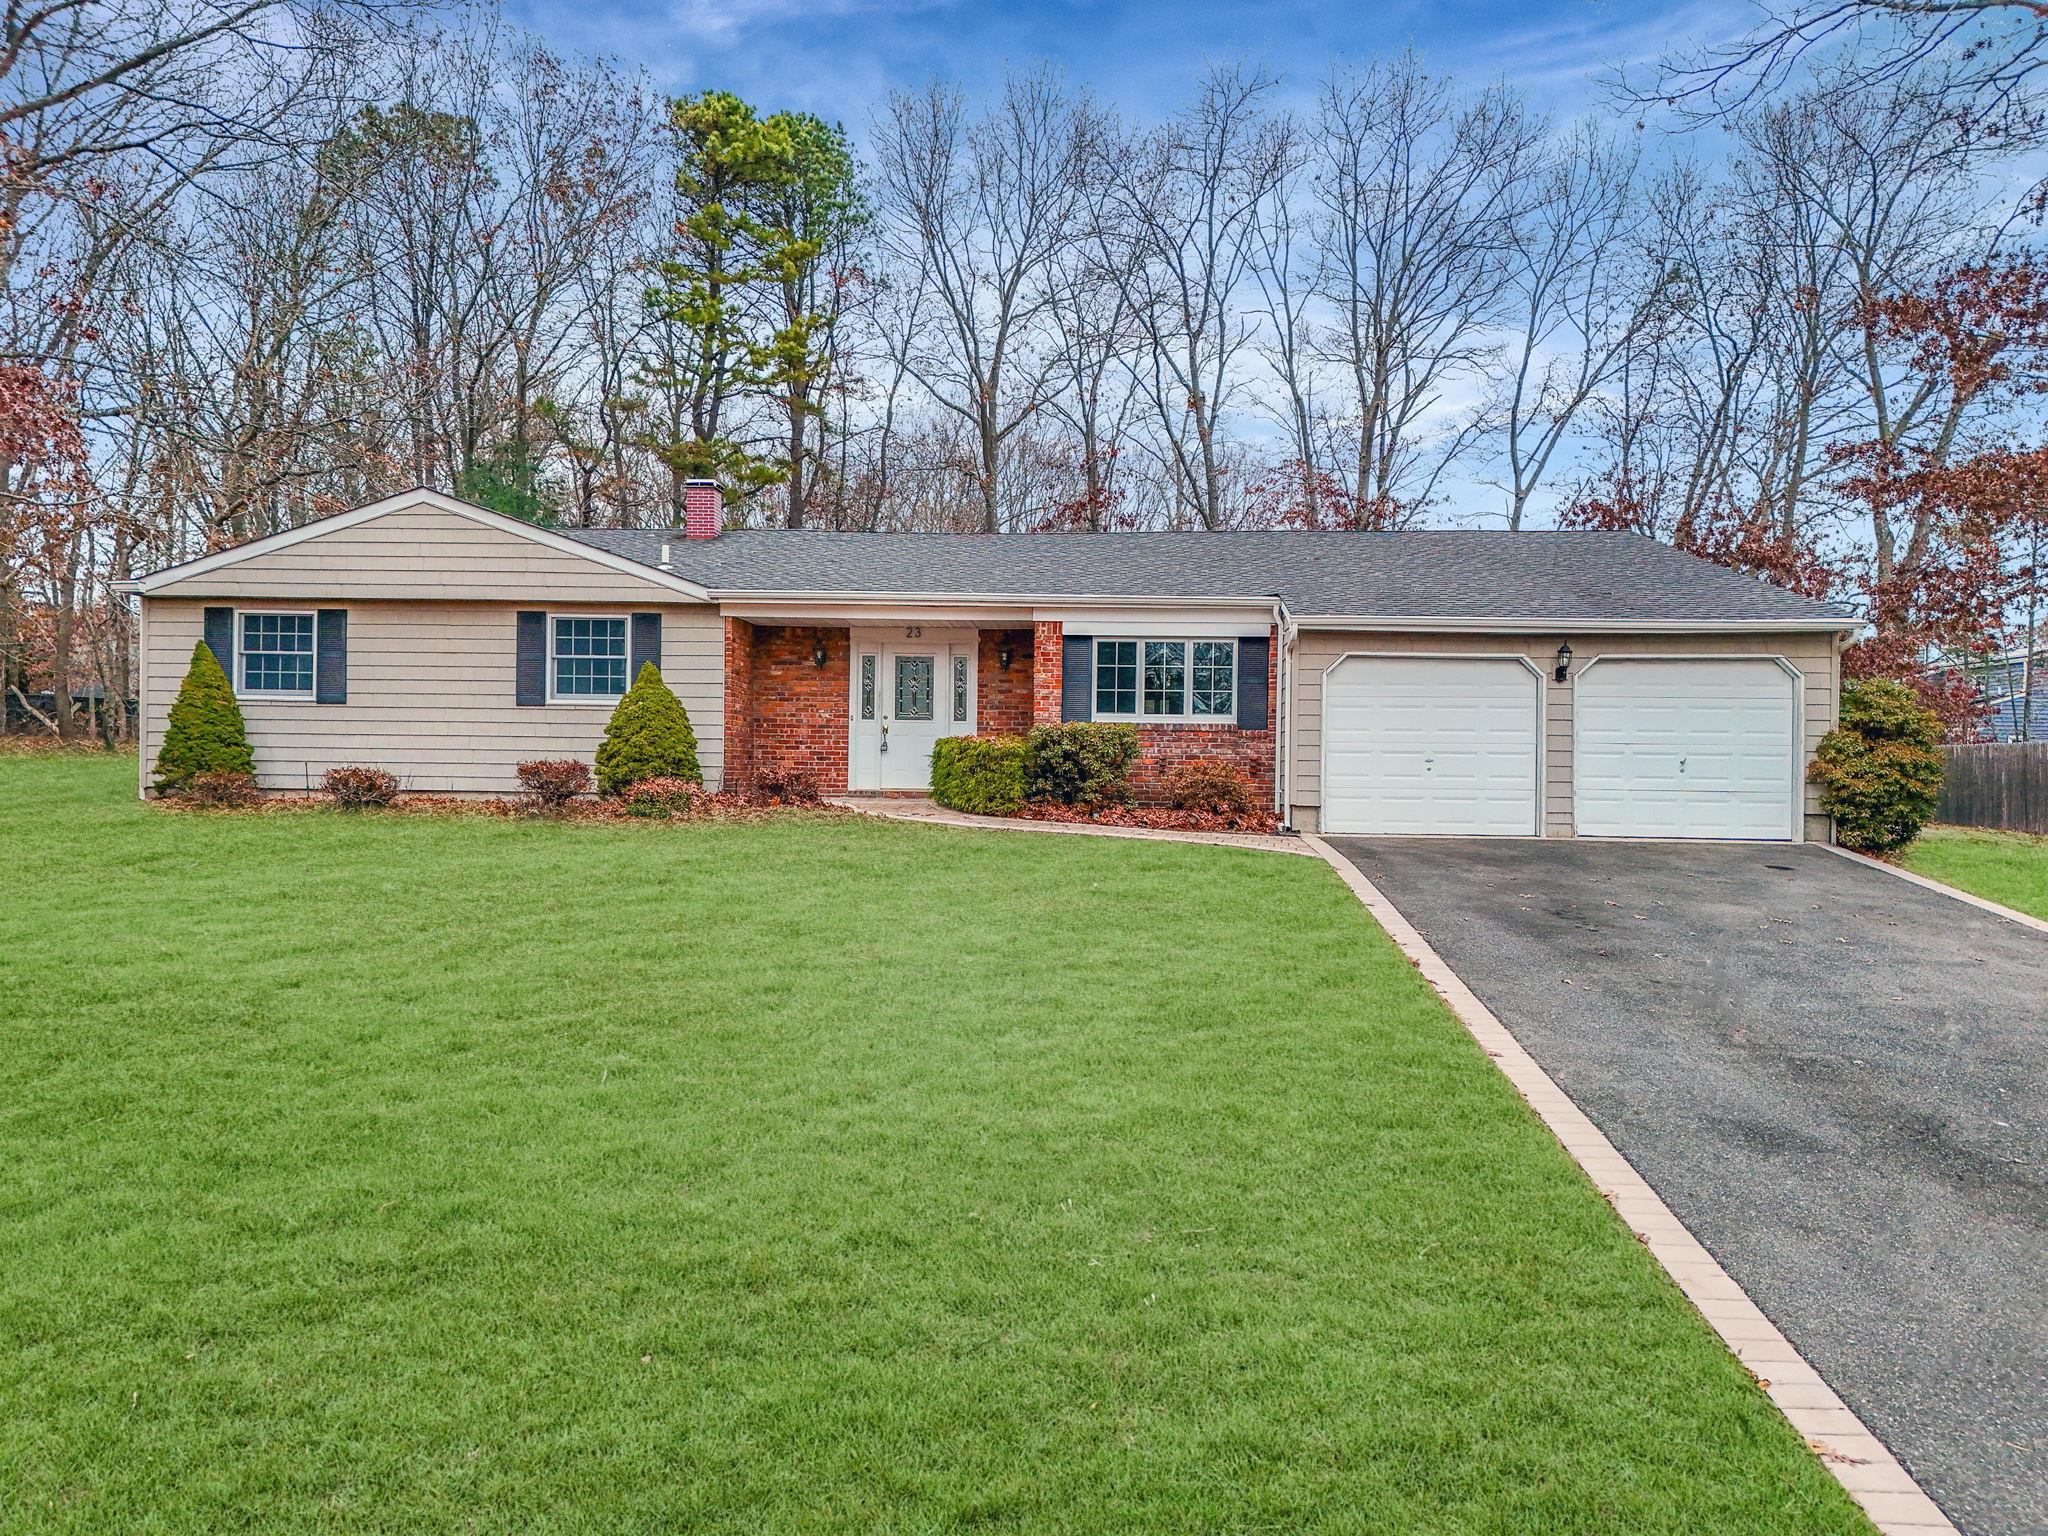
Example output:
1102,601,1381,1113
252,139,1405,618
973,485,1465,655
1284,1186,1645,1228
142,598,729,798
141,598,724,795
1286,628,1841,840
147,503,683,604
138,498,723,795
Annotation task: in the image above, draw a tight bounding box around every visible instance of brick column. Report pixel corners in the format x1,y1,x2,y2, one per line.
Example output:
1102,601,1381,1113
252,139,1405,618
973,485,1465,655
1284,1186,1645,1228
1031,620,1064,726
722,617,754,791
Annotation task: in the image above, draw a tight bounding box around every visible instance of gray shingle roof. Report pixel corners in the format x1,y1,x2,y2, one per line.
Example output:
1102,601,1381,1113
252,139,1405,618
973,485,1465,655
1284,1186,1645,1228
559,527,1857,625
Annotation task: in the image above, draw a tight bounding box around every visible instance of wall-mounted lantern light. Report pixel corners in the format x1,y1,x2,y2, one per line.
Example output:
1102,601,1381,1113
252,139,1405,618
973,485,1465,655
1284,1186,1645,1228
812,635,830,668
998,642,1014,670
1554,641,1574,684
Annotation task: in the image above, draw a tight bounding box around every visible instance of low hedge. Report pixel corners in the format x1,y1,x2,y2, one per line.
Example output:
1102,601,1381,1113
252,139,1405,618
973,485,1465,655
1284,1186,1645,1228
931,735,1027,815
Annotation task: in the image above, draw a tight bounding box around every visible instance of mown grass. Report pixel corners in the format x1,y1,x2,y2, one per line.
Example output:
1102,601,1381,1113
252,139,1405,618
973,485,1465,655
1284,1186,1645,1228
1905,824,2048,920
0,754,1869,1534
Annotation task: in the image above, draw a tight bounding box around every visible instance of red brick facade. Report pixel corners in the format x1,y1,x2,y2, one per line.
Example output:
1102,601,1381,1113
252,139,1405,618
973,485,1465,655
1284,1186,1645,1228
977,628,1034,736
1125,721,1276,806
721,618,756,788
727,619,1277,808
1008,619,1278,807
1030,621,1064,725
723,620,851,793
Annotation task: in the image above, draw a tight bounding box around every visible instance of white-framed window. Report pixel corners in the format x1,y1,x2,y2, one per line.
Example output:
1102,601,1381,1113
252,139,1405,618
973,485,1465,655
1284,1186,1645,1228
550,615,628,701
238,610,316,697
1094,638,1236,723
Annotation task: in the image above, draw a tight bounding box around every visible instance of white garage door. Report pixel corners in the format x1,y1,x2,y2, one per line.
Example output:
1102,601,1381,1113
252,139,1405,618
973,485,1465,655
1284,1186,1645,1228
1322,656,1541,835
1575,659,1798,840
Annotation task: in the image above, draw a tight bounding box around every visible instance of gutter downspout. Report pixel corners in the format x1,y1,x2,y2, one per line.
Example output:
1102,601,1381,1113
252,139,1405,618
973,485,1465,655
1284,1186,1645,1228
1275,598,1295,828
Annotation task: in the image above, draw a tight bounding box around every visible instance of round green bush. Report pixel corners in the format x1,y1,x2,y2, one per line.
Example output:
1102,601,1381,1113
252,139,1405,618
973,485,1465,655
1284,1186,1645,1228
1809,677,1944,854
1022,722,1140,806
153,642,254,793
931,735,1027,815
595,662,702,796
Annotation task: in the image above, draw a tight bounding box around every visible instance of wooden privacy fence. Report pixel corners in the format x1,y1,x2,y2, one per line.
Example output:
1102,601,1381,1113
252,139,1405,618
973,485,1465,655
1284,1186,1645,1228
1937,742,2048,834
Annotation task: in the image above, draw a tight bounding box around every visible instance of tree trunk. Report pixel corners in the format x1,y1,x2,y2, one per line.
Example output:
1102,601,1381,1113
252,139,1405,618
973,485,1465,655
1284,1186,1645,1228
786,386,808,529
50,565,77,742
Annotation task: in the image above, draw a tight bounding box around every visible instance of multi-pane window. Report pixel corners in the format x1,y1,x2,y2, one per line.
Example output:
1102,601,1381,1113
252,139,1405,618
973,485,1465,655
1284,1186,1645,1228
1143,641,1184,716
239,612,315,696
1095,638,1235,723
551,616,627,699
1095,640,1138,716
1191,641,1235,716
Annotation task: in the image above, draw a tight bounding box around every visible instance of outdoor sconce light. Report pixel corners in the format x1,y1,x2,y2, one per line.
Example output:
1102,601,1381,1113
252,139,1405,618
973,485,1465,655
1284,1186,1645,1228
1554,641,1573,684
811,635,829,668
998,642,1014,670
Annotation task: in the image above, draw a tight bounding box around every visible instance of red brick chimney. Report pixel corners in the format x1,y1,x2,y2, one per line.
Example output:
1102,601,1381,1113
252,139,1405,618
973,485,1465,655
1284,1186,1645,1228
683,479,721,539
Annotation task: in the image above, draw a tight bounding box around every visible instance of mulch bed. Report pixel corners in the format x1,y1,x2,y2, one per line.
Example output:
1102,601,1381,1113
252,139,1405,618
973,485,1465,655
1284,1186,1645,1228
1011,802,1282,836
156,790,849,824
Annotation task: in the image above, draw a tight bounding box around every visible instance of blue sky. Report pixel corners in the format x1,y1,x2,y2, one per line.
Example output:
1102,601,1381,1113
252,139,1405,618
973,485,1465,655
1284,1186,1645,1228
502,0,1755,132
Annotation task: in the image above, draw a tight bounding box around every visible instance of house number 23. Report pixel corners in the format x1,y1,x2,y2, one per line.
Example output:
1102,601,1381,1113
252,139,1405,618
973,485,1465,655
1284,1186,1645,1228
903,626,922,638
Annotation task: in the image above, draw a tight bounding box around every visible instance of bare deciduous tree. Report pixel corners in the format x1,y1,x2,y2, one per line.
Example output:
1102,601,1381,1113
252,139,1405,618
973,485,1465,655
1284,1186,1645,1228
1492,124,1663,529
1309,55,1540,523
1091,64,1291,528
873,70,1090,531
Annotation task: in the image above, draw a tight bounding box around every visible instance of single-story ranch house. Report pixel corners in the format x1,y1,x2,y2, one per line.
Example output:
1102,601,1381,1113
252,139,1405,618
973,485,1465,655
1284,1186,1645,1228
123,483,1861,840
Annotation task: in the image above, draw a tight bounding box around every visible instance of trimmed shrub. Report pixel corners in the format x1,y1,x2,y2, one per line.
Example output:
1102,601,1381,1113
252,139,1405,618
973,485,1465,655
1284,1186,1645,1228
1023,722,1140,806
931,735,1027,815
752,766,821,805
517,758,591,809
1161,758,1258,815
1809,677,1944,854
620,776,707,818
153,642,253,793
595,662,701,796
181,770,259,808
322,766,400,808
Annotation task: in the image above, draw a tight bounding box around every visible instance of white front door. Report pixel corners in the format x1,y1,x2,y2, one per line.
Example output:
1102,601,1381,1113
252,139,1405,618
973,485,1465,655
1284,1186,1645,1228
850,631,976,791
1574,658,1799,840
1320,655,1543,835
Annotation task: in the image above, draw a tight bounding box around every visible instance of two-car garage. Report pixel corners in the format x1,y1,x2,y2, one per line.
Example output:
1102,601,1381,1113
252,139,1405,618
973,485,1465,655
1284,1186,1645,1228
1314,651,1806,841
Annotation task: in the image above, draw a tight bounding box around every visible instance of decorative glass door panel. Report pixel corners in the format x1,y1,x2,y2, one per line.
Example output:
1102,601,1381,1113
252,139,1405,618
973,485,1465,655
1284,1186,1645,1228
894,656,934,720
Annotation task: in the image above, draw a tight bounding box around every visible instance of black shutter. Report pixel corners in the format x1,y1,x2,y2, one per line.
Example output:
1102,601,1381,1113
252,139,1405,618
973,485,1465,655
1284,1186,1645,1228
1061,633,1093,723
515,611,547,707
203,607,234,678
315,609,348,703
630,612,661,680
1237,635,1270,731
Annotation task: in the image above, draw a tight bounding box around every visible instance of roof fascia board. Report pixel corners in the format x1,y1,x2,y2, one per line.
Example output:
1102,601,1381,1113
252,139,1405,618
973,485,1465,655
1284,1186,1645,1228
1288,614,1863,634
136,489,712,601
707,587,1277,607
720,600,1036,624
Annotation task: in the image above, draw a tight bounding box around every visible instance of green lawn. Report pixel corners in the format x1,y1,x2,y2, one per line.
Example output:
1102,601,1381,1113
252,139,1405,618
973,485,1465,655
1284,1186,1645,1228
0,753,1868,1534
1905,825,2048,920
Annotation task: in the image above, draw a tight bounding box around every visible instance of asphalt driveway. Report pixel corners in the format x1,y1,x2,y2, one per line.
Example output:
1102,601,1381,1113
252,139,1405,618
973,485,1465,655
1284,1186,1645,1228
1325,837,2046,1536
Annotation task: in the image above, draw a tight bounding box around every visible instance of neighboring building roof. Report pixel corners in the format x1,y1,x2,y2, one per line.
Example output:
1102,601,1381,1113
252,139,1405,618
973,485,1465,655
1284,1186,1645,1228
1931,647,2048,741
562,527,1860,627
